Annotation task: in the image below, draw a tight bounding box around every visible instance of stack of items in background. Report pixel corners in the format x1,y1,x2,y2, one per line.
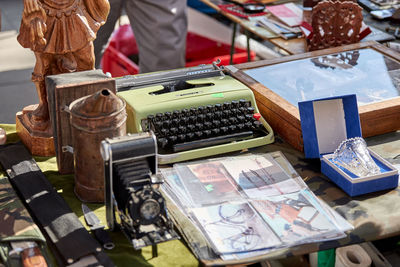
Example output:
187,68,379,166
219,0,304,40
256,3,303,39
160,152,353,262
358,0,400,20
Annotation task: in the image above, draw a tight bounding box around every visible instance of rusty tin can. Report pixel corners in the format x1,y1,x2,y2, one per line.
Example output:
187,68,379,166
69,89,126,202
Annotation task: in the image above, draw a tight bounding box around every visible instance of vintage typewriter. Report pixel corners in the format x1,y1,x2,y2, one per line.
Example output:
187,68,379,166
117,63,274,164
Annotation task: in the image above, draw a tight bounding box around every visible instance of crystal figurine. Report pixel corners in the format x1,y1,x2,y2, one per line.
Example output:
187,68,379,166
332,137,381,177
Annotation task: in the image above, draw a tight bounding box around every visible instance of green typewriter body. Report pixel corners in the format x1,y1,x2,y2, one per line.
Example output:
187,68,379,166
117,65,274,164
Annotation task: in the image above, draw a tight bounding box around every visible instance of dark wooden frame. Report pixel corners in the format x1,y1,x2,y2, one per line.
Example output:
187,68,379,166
229,41,400,151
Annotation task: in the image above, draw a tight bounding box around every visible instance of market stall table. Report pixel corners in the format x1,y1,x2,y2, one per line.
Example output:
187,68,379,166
199,0,395,56
0,124,198,267
0,122,399,266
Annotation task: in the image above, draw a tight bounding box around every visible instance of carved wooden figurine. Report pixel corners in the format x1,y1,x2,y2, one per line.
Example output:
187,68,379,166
16,0,110,155
308,0,362,51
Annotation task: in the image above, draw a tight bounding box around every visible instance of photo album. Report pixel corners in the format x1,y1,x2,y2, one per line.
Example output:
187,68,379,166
160,152,353,260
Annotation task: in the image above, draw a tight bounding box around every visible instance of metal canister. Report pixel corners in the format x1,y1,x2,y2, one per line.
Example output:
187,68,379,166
69,89,126,202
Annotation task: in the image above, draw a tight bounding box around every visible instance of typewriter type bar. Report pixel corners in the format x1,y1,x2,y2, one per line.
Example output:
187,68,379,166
116,64,223,91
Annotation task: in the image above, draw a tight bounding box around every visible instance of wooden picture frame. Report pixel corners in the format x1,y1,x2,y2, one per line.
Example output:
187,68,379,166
228,41,400,151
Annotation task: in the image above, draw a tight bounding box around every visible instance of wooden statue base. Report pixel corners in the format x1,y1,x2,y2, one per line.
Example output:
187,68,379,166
16,105,55,157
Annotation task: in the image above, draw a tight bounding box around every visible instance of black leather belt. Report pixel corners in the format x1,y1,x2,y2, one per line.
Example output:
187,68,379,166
0,142,114,267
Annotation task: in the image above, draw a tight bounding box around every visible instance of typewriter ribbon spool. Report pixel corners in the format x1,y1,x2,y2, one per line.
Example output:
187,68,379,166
69,89,127,202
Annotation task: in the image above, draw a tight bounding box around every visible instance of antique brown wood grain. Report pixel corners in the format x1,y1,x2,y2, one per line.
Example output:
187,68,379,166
231,41,400,151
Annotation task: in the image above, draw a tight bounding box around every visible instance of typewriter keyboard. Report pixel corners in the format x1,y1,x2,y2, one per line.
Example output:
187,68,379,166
142,99,267,153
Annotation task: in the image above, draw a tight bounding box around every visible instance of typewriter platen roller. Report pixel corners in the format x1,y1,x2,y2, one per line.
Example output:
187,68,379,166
117,65,274,164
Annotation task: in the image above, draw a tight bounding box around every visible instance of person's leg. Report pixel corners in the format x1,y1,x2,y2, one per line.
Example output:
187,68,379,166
93,0,125,68
125,0,187,73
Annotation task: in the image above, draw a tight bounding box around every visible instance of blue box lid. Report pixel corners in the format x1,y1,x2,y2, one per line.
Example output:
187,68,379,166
298,94,362,159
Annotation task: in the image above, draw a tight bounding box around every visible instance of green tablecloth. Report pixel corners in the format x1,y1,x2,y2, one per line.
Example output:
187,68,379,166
1,123,400,266
0,124,199,267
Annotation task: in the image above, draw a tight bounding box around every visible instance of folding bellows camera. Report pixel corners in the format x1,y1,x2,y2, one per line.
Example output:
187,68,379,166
100,132,179,249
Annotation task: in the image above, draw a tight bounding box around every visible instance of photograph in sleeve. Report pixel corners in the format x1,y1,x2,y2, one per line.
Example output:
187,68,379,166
222,155,302,199
175,161,242,206
251,191,340,245
159,168,194,208
191,202,282,254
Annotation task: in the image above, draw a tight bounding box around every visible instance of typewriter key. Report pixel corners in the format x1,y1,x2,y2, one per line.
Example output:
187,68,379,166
170,127,178,134
186,132,195,140
189,115,197,123
221,118,229,126
178,134,186,142
203,130,212,137
163,120,171,128
164,111,172,118
228,125,237,132
212,120,221,128
237,115,245,122
223,102,230,109
195,123,204,130
190,107,197,115
168,135,178,143
239,99,248,107
253,113,262,120
161,128,169,136
229,117,237,124
158,138,168,148
181,117,189,124
194,131,203,138
172,118,180,126
245,114,253,120
246,107,255,114
182,108,189,116
155,121,163,129
220,126,229,133
172,110,180,118
204,121,212,129
245,122,252,129
156,113,163,121
252,121,262,130
212,128,220,135
178,125,187,133
197,114,206,122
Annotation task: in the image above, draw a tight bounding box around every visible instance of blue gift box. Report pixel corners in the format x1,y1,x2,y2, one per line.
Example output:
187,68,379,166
299,94,399,197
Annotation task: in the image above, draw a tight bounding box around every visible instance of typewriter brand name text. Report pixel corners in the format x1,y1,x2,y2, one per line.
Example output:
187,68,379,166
177,91,203,97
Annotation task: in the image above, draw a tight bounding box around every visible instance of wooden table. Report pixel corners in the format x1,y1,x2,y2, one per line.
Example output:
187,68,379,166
199,0,395,56
199,0,303,56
